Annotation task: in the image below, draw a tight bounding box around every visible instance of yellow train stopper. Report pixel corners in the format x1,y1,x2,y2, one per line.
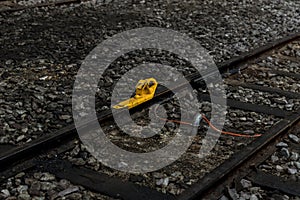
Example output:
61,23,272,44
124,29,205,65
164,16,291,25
113,78,158,109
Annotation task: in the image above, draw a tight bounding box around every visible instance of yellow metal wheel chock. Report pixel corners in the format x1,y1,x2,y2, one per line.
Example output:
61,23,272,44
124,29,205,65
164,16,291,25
113,78,158,109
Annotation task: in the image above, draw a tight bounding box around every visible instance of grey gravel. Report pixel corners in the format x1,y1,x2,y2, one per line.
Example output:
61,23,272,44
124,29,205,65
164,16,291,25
240,179,252,188
39,172,55,181
40,181,56,191
261,56,300,74
227,46,300,94
276,165,284,172
18,193,31,200
276,142,288,148
220,195,229,200
1,0,300,145
227,187,239,200
156,177,169,187
15,172,25,179
232,179,300,200
250,194,258,200
258,124,300,186
289,134,300,143
227,85,300,112
1,0,300,198
279,148,290,158
17,185,28,194
239,191,251,200
29,181,40,196
1,189,10,198
16,135,26,142
295,162,300,170
0,171,116,199
290,152,299,161
271,155,279,163
287,168,298,175
57,186,79,197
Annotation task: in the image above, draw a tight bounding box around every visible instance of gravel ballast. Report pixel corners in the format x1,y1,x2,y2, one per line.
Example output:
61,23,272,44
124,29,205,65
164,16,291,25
1,0,300,144
1,0,300,198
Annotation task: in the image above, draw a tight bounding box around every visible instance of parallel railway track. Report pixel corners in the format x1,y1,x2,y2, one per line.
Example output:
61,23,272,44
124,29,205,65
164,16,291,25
1,31,300,199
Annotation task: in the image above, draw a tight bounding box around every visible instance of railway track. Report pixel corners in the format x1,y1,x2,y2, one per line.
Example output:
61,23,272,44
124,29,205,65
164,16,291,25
1,31,300,199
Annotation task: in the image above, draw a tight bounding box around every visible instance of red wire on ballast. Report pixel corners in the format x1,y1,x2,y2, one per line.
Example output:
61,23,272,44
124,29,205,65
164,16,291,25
153,105,262,138
201,114,262,138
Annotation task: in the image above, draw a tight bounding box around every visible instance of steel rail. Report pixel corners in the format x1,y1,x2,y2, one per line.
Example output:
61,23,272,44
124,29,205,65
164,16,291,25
178,111,300,200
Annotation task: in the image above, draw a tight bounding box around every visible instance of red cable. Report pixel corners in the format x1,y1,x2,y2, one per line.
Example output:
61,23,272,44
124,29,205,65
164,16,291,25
201,114,262,138
153,105,261,138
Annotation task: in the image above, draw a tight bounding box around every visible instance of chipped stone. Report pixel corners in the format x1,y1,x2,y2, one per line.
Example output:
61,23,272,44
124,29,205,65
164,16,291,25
15,172,25,179
40,173,55,181
21,127,28,133
290,152,299,161
240,179,252,188
276,165,284,172
18,193,31,200
249,187,260,193
58,179,70,190
271,155,279,163
240,191,251,200
29,181,41,196
289,134,299,143
162,177,169,187
243,130,254,134
276,142,288,148
220,195,229,200
40,182,56,191
250,194,258,200
156,177,169,187
227,188,239,200
16,135,25,142
287,168,297,175
1,189,10,198
58,186,79,197
240,117,247,121
294,162,300,169
156,178,164,186
59,115,71,120
17,185,28,194
279,148,290,158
